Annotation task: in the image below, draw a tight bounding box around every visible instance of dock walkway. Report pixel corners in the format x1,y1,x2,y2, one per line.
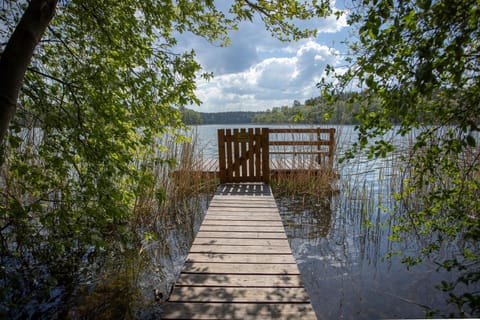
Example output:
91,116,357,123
162,183,316,319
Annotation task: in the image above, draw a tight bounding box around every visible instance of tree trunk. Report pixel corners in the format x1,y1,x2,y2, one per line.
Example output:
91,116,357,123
0,0,58,145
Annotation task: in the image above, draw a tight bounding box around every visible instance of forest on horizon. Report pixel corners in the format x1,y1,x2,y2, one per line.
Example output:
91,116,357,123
181,94,363,125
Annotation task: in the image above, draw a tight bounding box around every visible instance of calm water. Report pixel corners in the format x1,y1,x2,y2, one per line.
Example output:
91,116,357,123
189,124,467,319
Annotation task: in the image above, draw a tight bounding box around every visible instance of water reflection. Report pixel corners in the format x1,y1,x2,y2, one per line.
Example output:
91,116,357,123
277,195,332,239
276,184,460,319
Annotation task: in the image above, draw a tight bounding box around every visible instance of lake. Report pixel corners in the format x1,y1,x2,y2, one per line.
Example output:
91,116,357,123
187,124,466,319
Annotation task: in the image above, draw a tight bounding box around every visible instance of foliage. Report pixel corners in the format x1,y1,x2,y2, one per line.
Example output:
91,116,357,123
320,0,480,316
252,94,364,124
180,107,203,125
201,111,263,124
0,0,333,317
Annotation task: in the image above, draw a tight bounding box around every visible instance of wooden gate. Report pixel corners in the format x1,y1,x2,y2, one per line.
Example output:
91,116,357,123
217,128,269,183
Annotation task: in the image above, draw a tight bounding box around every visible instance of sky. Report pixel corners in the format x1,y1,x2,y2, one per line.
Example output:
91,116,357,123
179,1,350,113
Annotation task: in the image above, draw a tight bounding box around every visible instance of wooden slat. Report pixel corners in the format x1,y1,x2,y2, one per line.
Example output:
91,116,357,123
201,220,284,226
270,140,331,146
241,129,248,177
192,238,290,246
186,253,296,264
202,203,277,210
233,129,240,178
211,196,275,201
329,127,336,166
194,232,287,239
226,129,233,180
206,211,279,216
199,225,286,232
248,128,255,179
175,274,304,287
210,196,276,203
189,245,293,254
182,262,300,275
216,185,271,195
209,203,277,208
203,214,281,220
255,128,262,182
206,206,279,211
269,128,332,133
208,200,278,206
162,302,316,319
169,287,310,303
269,151,330,155
207,208,277,213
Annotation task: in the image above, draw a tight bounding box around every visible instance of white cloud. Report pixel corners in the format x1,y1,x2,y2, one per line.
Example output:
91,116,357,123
181,0,348,75
177,0,349,112
194,40,341,112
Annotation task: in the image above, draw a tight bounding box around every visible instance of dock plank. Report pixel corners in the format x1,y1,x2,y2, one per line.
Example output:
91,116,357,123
192,238,290,246
201,220,284,226
207,209,279,214
175,274,304,287
199,225,286,232
202,215,283,221
182,262,300,275
195,231,287,239
189,244,293,254
168,287,310,302
162,302,316,320
186,253,296,264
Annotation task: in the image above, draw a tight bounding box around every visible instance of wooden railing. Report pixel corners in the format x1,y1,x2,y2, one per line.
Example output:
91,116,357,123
269,128,336,166
217,127,336,183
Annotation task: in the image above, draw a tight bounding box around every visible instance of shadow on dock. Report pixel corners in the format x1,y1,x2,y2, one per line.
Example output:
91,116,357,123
216,183,271,196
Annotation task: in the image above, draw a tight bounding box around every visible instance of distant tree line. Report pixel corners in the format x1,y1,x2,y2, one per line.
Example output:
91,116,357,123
181,109,264,125
181,93,367,125
252,94,366,124
201,111,263,124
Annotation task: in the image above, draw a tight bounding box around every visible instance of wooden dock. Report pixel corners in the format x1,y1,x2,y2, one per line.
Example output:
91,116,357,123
162,183,316,319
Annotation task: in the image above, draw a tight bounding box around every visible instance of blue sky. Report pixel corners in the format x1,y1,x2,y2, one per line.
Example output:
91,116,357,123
181,1,350,113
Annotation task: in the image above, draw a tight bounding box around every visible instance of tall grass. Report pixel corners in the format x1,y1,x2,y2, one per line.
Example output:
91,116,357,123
65,129,219,318
133,131,216,230
270,125,341,197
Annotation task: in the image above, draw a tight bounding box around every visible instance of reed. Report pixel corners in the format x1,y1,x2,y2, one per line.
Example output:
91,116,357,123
132,130,216,231
66,129,218,318
270,125,341,198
